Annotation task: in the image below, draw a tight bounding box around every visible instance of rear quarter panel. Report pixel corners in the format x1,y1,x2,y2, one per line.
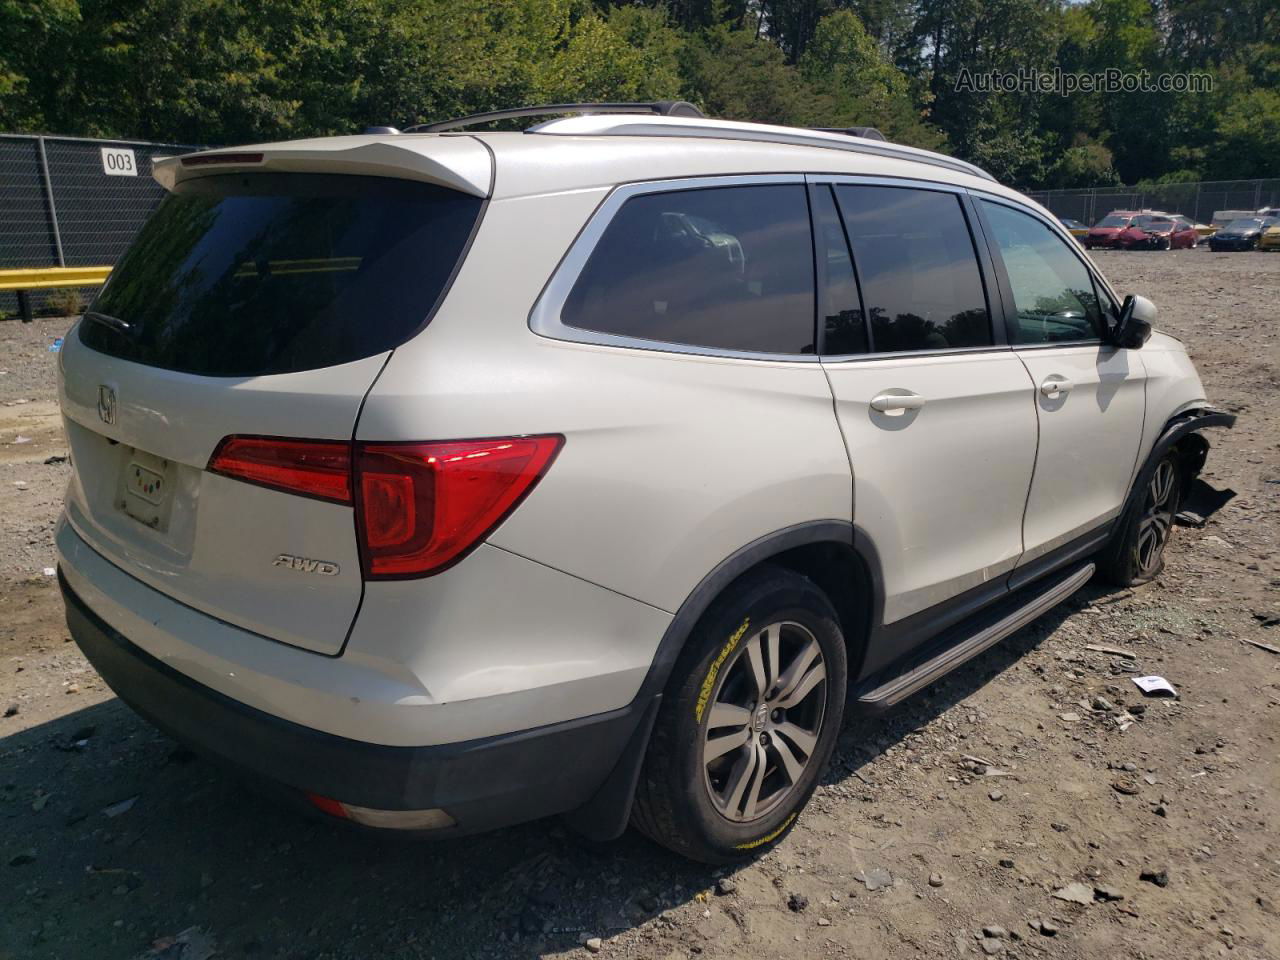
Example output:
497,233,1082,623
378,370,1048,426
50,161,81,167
357,189,854,616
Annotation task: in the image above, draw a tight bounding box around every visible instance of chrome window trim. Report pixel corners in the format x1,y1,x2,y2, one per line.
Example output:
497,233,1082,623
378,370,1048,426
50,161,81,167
805,172,967,196
820,344,1012,364
527,173,820,363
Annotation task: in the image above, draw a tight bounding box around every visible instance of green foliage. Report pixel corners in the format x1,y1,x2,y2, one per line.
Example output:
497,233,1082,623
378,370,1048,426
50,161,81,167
681,21,811,124
799,9,944,149
0,0,1275,187
1048,140,1121,188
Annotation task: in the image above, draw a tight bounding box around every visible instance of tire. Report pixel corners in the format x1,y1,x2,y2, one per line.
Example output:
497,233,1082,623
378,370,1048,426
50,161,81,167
631,565,847,863
1099,450,1183,586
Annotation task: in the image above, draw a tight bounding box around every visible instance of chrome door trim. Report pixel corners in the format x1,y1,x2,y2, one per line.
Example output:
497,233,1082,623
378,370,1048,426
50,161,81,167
527,173,819,363
804,172,968,195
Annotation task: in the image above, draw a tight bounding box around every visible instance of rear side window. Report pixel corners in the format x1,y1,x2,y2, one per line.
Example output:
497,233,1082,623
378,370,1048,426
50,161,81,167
560,184,815,355
979,200,1101,344
834,185,991,352
80,174,482,377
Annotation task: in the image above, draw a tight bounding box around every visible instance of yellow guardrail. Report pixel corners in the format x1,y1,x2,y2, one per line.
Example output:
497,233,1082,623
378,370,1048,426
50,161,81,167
0,266,111,321
0,266,112,291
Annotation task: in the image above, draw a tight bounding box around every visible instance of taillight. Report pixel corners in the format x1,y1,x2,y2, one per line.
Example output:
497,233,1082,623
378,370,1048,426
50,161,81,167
208,436,352,504
209,433,562,579
355,435,563,579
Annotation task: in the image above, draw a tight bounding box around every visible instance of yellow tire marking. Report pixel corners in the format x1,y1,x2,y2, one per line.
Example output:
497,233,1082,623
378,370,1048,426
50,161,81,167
694,617,750,724
735,812,797,850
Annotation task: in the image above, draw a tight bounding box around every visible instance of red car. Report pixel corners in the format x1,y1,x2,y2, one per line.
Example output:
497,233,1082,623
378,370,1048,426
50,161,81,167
1084,211,1141,249
1117,215,1199,250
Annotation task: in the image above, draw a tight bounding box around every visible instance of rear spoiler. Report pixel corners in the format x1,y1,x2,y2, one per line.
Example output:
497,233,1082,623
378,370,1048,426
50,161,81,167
153,136,492,198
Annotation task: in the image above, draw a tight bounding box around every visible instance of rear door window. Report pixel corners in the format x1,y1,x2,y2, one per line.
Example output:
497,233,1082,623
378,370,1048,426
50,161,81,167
560,184,816,355
80,174,483,377
833,185,992,353
979,200,1102,344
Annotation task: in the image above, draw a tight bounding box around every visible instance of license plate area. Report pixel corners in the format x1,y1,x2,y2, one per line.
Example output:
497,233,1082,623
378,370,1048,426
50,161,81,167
116,448,176,531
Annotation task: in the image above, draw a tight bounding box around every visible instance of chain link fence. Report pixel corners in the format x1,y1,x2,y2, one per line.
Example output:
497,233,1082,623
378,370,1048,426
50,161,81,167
1024,179,1280,227
0,134,203,317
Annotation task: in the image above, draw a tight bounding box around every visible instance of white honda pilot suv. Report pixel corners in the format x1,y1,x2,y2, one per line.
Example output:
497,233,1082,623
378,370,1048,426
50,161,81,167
58,103,1232,863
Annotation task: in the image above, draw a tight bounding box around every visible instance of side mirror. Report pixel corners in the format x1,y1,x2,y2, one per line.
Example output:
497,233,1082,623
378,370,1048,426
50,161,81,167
1113,294,1155,349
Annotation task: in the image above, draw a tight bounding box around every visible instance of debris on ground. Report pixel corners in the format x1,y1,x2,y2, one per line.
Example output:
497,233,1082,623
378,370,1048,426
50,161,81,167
102,796,138,818
137,927,217,960
1132,675,1178,697
1051,882,1095,905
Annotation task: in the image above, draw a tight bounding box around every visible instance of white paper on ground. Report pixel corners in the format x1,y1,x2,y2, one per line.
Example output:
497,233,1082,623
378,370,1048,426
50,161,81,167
1132,675,1178,697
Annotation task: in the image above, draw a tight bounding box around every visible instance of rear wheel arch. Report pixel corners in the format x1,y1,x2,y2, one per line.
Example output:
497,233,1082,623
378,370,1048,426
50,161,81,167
646,522,878,702
568,521,877,843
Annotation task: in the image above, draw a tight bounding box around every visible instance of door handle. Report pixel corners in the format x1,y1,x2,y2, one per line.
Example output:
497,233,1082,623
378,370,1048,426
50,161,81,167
1040,376,1074,397
870,392,926,412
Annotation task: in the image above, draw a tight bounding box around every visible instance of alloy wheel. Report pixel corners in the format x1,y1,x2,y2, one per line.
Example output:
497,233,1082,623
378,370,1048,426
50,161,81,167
1137,459,1177,575
700,621,827,822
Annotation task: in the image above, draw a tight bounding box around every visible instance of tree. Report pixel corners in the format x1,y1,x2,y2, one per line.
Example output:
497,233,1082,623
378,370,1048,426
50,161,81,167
681,20,811,124
1047,140,1121,188
798,10,943,148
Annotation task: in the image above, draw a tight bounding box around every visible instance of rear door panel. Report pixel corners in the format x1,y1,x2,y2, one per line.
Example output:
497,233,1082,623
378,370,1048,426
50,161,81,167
825,352,1037,624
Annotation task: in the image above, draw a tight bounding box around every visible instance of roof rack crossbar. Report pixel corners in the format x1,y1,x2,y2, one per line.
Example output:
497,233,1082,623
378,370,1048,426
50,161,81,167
406,101,704,133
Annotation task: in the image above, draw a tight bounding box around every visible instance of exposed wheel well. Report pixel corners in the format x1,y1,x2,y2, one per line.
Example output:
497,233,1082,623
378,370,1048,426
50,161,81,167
762,541,873,679
1171,431,1209,506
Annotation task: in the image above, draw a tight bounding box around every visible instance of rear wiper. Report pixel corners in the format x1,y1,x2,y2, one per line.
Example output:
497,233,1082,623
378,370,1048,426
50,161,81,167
84,311,138,340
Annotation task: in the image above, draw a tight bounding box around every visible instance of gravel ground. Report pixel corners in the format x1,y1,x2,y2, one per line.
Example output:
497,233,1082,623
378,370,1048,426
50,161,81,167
0,250,1277,960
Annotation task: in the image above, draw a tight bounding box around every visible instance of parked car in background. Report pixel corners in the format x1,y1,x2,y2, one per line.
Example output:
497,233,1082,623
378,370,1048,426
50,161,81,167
1118,215,1199,251
1211,209,1257,227
1260,222,1280,251
1188,221,1216,242
1084,211,1140,249
56,103,1232,863
1208,216,1278,251
1058,217,1088,239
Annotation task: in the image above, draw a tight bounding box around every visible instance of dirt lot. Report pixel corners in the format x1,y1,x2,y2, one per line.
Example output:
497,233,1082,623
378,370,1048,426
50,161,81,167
0,249,1277,960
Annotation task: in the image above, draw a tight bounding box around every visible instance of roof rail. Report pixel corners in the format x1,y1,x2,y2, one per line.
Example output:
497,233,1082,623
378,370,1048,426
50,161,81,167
811,126,888,142
527,115,996,182
405,101,704,134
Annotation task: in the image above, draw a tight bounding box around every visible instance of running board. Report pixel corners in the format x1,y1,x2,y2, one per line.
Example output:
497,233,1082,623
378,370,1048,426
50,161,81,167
854,563,1095,713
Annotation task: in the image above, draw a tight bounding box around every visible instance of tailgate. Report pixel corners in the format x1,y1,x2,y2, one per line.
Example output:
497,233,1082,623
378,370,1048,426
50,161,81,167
60,341,379,655
58,166,485,655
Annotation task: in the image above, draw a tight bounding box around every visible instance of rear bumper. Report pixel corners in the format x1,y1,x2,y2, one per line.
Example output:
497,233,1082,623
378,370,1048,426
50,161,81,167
63,573,652,834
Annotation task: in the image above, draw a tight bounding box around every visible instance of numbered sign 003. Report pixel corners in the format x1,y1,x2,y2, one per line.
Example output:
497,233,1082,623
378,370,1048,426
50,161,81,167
100,146,139,176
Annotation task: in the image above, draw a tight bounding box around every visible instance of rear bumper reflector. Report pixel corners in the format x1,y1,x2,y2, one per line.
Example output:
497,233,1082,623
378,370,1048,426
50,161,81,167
307,794,456,830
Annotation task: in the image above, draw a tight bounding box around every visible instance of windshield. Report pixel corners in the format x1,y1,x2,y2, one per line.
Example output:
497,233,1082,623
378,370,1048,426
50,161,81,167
1135,216,1173,230
1224,218,1264,232
81,173,483,377
1095,215,1131,228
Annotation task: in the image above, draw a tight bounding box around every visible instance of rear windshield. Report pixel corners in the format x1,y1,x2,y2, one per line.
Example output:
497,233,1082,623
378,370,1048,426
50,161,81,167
80,174,483,376
1095,215,1131,228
